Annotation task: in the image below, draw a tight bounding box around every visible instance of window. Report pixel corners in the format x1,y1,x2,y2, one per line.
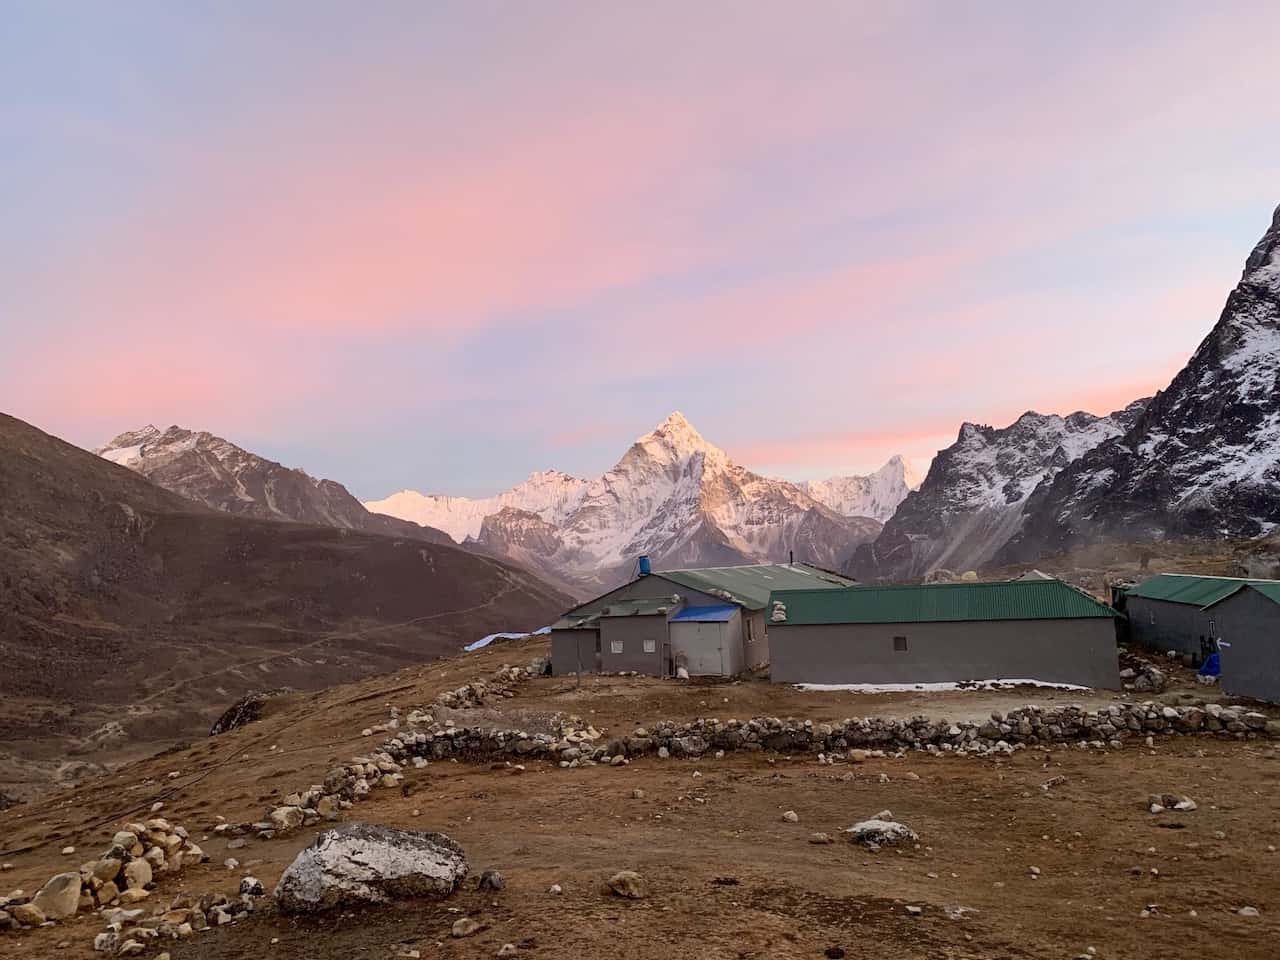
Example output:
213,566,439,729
610,640,624,654
643,637,656,654
893,636,908,652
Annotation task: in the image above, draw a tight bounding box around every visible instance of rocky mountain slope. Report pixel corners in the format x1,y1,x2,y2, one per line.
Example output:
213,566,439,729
368,413,885,592
97,425,450,544
999,204,1280,562
853,402,1148,581
0,412,568,797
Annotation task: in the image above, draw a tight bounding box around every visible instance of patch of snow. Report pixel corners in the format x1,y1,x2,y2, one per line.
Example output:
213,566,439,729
794,678,1090,693
101,443,145,466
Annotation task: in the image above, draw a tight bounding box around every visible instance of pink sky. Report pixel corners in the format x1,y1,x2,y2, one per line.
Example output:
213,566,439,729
2,2,1278,496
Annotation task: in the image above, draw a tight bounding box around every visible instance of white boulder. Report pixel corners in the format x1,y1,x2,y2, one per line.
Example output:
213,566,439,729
845,818,919,848
274,823,468,913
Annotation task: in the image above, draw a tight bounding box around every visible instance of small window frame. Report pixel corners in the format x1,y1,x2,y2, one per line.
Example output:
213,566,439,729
610,639,624,655
643,637,657,654
892,635,908,653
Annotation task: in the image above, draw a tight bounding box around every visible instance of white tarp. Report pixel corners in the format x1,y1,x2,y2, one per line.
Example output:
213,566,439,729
464,625,550,653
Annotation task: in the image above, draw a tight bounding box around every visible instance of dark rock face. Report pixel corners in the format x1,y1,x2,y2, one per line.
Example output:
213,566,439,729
853,402,1147,581
209,688,291,736
97,425,451,544
1000,204,1280,563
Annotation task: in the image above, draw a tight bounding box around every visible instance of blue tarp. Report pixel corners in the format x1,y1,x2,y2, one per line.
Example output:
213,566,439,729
1198,651,1221,677
669,604,739,623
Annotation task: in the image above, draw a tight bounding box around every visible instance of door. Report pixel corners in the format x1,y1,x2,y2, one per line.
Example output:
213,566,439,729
672,621,726,676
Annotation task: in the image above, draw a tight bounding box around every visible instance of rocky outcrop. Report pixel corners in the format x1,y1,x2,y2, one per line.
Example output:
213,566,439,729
1001,204,1280,562
209,688,291,736
274,824,468,913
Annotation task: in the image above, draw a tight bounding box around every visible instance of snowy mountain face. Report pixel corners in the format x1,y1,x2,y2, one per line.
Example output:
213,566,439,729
999,204,1280,562
96,425,451,544
853,402,1149,581
367,412,884,593
798,455,921,523
364,470,589,544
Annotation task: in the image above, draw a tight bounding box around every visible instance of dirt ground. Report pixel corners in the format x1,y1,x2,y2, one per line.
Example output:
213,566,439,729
3,636,1278,960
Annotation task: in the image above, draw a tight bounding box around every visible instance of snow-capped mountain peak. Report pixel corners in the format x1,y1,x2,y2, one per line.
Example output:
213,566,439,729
367,412,885,592
629,410,722,467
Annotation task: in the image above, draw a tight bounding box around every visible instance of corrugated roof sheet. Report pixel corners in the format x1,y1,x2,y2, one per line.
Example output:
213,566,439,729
661,563,855,610
771,578,1116,626
1202,581,1280,609
669,604,739,623
1127,573,1280,608
553,596,677,629
599,598,675,617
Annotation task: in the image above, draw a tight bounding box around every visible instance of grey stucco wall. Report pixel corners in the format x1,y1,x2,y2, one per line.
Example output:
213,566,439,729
769,617,1120,690
550,629,598,676
1213,590,1280,702
600,615,669,674
1126,597,1216,660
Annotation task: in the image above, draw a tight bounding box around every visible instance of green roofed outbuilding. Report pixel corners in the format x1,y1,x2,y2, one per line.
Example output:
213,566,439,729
1122,573,1280,663
767,578,1120,689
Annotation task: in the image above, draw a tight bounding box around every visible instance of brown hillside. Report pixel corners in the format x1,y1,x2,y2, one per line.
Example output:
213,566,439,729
0,412,571,798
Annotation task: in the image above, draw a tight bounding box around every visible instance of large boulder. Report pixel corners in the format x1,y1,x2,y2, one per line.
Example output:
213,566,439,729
274,823,468,913
31,871,83,919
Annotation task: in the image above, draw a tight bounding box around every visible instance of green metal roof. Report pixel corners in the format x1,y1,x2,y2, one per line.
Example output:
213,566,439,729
1127,574,1280,608
770,578,1117,626
552,597,677,630
661,563,856,611
1201,580,1280,610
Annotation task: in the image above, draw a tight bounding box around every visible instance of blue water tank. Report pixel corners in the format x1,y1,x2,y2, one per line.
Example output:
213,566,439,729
638,555,652,576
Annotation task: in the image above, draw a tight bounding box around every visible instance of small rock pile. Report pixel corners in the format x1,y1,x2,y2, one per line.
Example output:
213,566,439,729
243,661,550,839
92,879,266,954
0,818,207,934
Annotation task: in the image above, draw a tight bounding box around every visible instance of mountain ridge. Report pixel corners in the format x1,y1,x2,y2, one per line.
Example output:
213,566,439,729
998,203,1280,561
853,400,1150,581
96,424,452,544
